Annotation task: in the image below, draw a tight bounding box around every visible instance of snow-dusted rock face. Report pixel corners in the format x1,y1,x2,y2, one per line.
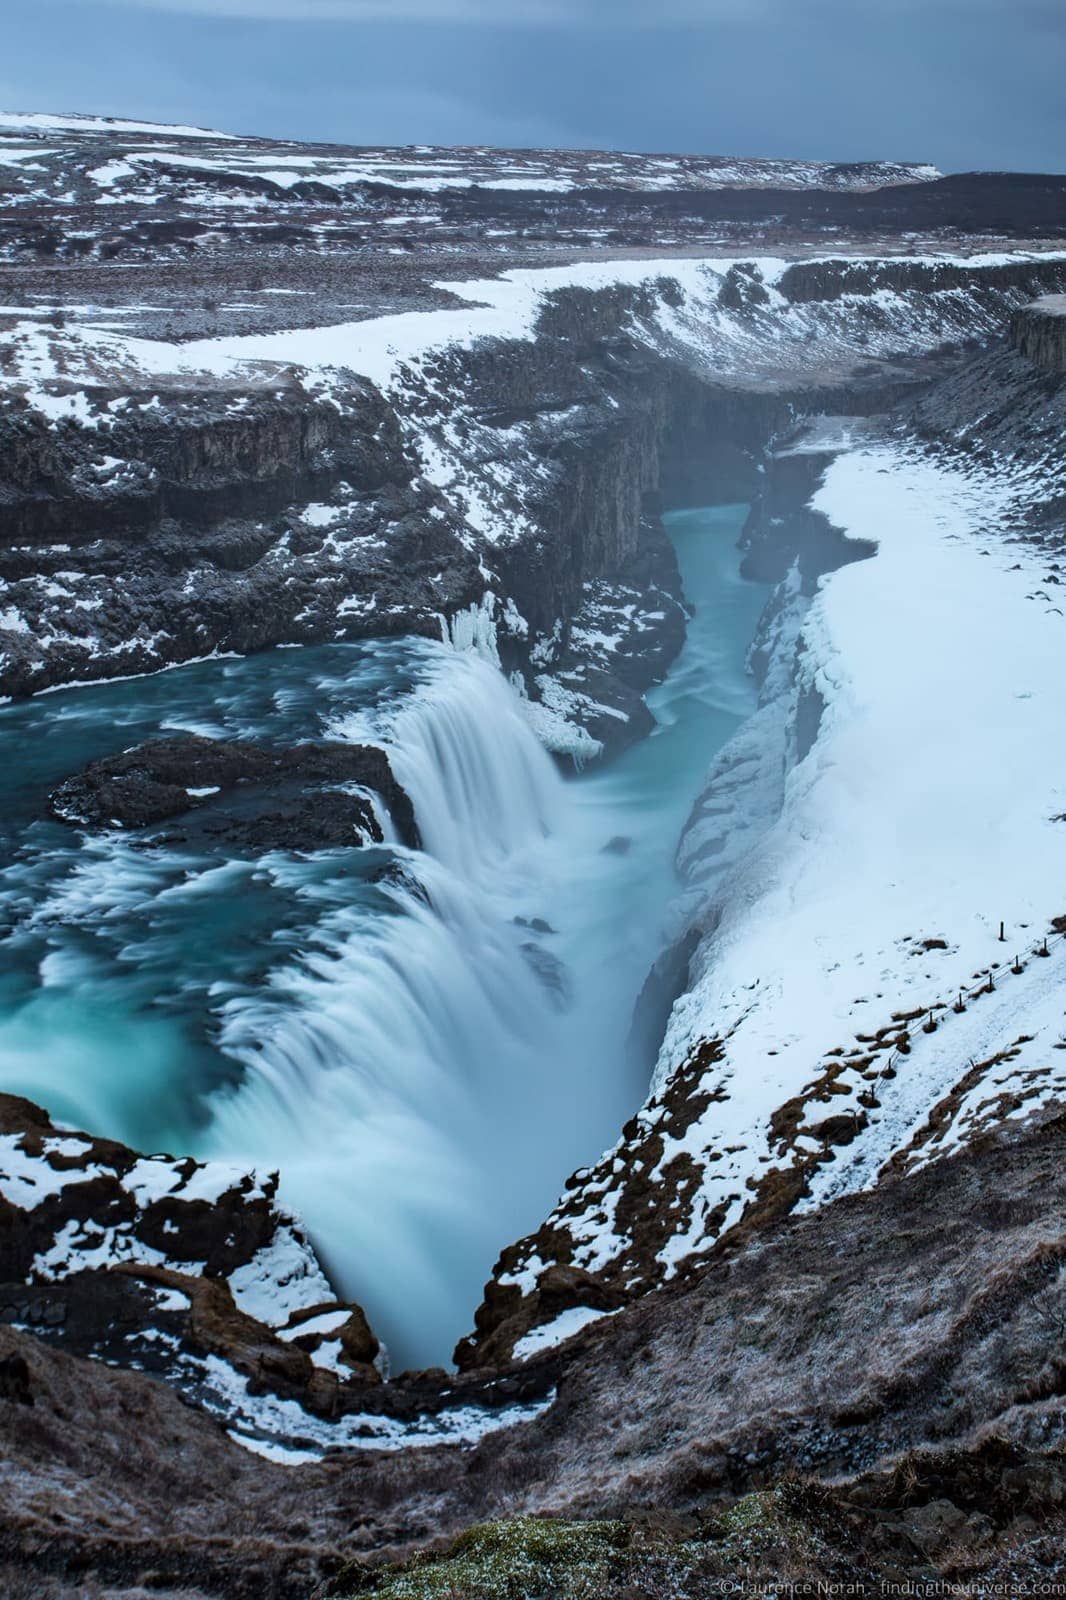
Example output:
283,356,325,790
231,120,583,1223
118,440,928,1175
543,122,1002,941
3,246,1066,726
0,1091,380,1386
460,341,1066,1368
0,1091,562,1458
1012,294,1066,371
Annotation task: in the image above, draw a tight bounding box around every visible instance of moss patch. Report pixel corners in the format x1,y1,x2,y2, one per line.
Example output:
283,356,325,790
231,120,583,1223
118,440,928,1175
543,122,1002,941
323,1488,851,1600
320,1454,1066,1600
325,1518,631,1600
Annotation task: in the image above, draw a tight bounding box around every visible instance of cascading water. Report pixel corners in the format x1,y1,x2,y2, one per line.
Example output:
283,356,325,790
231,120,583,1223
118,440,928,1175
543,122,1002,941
203,652,578,1360
361,646,563,874
0,503,767,1369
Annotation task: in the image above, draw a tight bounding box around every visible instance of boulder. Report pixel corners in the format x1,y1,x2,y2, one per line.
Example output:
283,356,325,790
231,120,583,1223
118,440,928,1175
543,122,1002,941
49,732,419,850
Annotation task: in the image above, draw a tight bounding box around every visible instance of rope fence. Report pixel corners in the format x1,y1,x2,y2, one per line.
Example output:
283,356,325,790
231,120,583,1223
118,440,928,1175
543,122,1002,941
871,920,1066,1083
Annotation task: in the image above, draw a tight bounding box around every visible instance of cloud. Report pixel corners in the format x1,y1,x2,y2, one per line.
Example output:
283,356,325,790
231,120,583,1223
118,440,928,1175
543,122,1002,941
33,0,746,18
10,0,1059,173
31,0,1010,21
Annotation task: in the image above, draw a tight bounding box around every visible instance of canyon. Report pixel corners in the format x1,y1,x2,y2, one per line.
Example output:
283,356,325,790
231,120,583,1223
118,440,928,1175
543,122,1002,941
0,110,1064,1597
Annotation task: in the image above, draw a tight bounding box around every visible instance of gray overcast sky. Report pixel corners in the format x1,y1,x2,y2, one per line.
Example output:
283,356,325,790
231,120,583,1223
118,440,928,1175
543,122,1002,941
3,0,1064,172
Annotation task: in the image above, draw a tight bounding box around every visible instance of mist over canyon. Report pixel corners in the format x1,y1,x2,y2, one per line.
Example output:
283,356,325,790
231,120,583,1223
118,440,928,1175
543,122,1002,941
0,109,1063,1600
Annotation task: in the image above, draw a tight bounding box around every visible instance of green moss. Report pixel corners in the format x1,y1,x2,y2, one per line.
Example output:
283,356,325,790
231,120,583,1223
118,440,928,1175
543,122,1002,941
326,1490,838,1600
710,1487,815,1549
330,1517,631,1600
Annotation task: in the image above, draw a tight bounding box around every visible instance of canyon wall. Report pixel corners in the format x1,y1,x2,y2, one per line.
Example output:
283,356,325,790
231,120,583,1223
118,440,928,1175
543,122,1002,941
457,304,1066,1370
3,253,1066,719
1011,294,1066,371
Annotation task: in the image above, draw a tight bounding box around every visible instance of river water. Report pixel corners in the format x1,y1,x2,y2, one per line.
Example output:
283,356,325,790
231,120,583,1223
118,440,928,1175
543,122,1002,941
0,503,765,1367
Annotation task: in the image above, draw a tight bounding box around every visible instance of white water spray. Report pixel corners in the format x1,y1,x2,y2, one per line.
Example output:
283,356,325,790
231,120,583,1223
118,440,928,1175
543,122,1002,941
204,648,576,1364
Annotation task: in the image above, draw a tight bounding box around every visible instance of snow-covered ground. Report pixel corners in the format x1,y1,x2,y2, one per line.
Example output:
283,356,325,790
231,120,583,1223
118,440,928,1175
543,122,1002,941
7,251,1058,407
662,442,1066,1230
0,112,940,209
0,111,237,139
492,431,1066,1323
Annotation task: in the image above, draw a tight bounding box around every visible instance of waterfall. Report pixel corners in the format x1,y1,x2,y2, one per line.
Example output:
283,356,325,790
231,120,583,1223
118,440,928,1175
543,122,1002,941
202,646,574,1367
360,648,562,874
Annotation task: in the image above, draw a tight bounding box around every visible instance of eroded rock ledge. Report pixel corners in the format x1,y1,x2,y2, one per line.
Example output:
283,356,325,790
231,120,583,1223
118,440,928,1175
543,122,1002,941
49,730,420,851
1012,293,1066,371
0,1090,384,1402
0,1091,558,1454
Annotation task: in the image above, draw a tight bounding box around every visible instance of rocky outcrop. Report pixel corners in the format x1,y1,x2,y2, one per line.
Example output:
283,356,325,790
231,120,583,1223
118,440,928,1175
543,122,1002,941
0,1091,561,1451
0,1107,1060,1597
49,731,419,850
906,341,1066,526
0,383,485,698
1011,294,1066,370
0,1091,384,1407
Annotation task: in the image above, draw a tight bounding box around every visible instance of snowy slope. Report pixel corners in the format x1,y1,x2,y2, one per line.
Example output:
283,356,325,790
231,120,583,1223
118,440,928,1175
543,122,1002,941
662,442,1066,1229
0,111,236,139
7,251,1061,415
473,427,1066,1354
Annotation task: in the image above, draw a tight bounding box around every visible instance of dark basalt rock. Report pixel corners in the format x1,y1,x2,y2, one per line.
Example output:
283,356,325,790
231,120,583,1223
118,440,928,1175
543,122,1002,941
1011,295,1066,371
520,940,570,1007
0,1351,33,1407
49,731,420,851
0,1091,388,1413
0,1093,285,1290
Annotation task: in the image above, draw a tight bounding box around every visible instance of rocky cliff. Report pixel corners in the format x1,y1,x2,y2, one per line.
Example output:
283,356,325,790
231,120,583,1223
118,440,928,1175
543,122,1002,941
1012,294,1066,371
0,1105,1061,1597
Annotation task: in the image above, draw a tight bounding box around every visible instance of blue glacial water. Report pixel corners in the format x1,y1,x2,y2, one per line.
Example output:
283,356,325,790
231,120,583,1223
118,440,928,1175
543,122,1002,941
0,503,766,1367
